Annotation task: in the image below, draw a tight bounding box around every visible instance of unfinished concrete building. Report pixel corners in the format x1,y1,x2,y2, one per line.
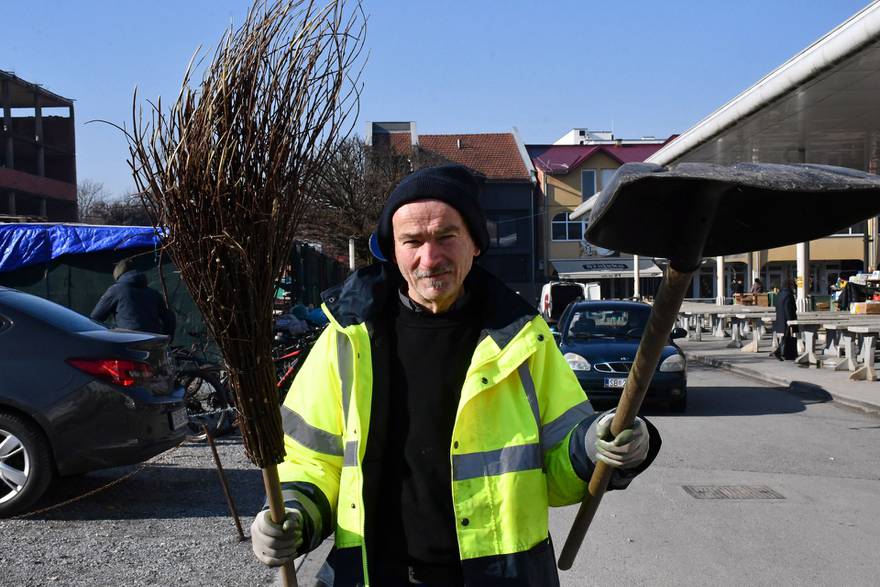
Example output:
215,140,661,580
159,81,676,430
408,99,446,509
0,70,76,221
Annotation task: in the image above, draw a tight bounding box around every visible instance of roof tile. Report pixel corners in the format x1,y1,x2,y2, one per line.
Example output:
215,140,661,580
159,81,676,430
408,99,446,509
419,133,529,180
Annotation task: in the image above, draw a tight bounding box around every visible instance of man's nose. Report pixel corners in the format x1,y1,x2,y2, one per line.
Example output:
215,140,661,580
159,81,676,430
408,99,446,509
419,240,445,267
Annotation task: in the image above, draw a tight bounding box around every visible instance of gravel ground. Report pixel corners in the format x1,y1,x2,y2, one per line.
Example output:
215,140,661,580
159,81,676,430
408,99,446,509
0,433,329,586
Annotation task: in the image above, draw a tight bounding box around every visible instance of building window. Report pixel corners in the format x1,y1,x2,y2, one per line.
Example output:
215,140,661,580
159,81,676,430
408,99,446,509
552,212,585,241
581,170,596,201
600,168,617,191
486,213,522,248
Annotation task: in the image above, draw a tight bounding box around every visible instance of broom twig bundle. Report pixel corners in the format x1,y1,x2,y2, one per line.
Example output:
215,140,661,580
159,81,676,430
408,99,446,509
125,0,364,470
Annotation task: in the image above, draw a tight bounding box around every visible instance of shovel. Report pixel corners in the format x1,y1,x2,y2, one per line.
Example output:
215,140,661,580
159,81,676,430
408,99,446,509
557,161,880,570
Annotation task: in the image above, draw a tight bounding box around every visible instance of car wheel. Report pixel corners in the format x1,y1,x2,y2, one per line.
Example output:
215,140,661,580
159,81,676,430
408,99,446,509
0,412,54,517
670,394,687,413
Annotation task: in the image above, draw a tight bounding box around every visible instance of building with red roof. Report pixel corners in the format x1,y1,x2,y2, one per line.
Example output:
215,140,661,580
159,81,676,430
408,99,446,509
526,134,676,298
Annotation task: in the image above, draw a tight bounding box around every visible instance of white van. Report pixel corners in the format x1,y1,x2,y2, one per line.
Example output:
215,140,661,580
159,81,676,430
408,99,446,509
539,281,601,325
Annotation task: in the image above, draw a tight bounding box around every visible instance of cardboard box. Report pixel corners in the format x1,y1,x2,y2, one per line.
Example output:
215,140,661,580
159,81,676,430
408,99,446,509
850,302,880,314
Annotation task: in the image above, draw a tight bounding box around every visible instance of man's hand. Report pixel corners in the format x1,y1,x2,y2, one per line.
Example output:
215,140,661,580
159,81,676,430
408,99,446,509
587,412,650,469
251,508,303,567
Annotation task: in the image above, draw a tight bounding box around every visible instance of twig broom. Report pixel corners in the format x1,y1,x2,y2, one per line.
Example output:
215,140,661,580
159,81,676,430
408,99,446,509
124,1,364,584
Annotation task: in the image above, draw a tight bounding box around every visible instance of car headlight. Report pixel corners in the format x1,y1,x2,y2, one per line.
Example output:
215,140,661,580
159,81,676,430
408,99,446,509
659,354,685,372
564,352,591,371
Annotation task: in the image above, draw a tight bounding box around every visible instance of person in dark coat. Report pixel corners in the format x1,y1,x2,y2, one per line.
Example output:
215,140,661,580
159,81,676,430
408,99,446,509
771,280,798,360
838,281,866,312
731,279,744,296
91,258,177,338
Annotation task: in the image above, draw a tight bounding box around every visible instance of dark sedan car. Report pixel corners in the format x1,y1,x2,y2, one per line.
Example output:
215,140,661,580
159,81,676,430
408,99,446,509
0,287,186,516
556,300,688,412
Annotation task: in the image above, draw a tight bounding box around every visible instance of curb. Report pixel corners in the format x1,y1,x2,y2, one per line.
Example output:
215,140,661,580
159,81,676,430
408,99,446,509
684,351,880,416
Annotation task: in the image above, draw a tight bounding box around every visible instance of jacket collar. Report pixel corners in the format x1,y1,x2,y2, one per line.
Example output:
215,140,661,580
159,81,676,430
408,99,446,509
117,271,148,287
321,263,537,351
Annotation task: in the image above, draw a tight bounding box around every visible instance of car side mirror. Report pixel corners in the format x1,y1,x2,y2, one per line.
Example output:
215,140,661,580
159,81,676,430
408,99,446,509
671,327,687,339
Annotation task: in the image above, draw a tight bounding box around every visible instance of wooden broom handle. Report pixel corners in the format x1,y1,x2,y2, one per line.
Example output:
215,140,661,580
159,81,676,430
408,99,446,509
263,465,299,586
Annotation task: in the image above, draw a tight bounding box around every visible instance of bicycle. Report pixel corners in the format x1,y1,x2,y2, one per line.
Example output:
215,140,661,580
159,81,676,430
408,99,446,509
272,325,324,401
170,332,236,441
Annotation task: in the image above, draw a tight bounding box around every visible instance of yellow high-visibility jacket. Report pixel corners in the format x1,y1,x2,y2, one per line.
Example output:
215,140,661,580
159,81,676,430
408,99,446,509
277,264,657,586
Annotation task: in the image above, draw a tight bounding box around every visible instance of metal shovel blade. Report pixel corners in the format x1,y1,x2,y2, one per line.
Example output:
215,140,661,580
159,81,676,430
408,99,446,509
587,162,880,259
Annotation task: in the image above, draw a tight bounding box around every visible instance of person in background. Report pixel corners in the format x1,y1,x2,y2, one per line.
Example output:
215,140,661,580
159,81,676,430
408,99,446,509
771,279,798,361
750,278,765,294
91,258,176,338
249,164,661,586
305,304,329,327
731,278,745,296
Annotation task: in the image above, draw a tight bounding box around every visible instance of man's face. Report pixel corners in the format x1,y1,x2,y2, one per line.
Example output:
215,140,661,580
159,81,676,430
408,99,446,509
392,199,480,314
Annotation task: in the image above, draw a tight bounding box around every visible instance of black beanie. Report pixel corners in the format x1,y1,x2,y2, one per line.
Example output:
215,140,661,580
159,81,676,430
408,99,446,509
376,164,489,259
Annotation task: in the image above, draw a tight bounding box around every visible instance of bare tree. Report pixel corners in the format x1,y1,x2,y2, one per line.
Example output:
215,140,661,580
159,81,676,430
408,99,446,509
301,138,447,265
77,181,153,226
76,179,110,222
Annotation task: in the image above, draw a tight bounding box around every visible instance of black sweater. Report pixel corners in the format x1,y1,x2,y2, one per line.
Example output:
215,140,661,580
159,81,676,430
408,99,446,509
374,292,481,567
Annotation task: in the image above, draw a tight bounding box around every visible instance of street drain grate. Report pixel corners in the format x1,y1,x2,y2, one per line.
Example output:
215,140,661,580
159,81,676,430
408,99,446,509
682,485,785,500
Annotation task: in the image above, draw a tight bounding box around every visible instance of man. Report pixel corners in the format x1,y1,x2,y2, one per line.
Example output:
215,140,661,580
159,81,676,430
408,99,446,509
90,258,176,337
771,279,798,361
750,278,765,294
251,165,660,586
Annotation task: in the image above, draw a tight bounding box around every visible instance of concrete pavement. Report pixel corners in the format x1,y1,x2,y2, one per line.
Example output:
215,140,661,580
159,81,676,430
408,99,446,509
678,336,880,416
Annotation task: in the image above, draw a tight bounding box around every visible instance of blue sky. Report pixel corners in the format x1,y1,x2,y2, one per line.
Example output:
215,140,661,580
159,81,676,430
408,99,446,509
1,0,872,196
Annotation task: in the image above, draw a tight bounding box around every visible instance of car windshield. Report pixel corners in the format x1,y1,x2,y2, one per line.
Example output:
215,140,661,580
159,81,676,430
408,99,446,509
566,306,650,339
0,290,106,333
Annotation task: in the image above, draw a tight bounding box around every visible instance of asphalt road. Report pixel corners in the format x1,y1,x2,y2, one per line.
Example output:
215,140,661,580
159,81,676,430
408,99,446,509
550,365,880,587
2,365,878,586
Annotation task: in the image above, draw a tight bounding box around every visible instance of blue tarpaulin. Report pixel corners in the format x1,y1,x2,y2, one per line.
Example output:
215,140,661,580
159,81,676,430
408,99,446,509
0,224,161,273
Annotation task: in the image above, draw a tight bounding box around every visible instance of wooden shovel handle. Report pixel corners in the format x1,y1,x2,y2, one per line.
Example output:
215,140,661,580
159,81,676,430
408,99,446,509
557,266,694,570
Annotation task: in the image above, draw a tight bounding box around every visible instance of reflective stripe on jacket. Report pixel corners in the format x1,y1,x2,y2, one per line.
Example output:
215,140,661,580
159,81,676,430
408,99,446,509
276,264,612,586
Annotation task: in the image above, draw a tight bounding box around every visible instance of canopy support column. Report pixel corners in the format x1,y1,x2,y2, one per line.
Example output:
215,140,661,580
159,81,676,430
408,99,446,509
633,254,641,300
797,242,810,312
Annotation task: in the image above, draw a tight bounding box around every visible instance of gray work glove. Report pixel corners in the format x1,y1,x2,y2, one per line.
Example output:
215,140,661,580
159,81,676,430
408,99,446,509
251,508,303,567
586,411,650,469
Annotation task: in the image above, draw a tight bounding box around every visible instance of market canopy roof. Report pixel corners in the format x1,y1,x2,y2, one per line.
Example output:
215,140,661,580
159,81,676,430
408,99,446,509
572,3,880,221
650,3,880,170
0,224,161,273
553,258,663,280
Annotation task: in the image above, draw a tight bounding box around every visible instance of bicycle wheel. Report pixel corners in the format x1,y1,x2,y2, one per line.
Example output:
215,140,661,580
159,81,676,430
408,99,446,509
177,369,233,441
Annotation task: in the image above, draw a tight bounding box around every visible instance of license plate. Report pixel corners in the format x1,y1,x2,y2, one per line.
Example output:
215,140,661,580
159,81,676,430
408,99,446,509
169,407,187,430
604,377,627,388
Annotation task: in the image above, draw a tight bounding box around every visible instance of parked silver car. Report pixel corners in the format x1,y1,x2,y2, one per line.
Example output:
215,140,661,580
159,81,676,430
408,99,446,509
0,287,186,516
